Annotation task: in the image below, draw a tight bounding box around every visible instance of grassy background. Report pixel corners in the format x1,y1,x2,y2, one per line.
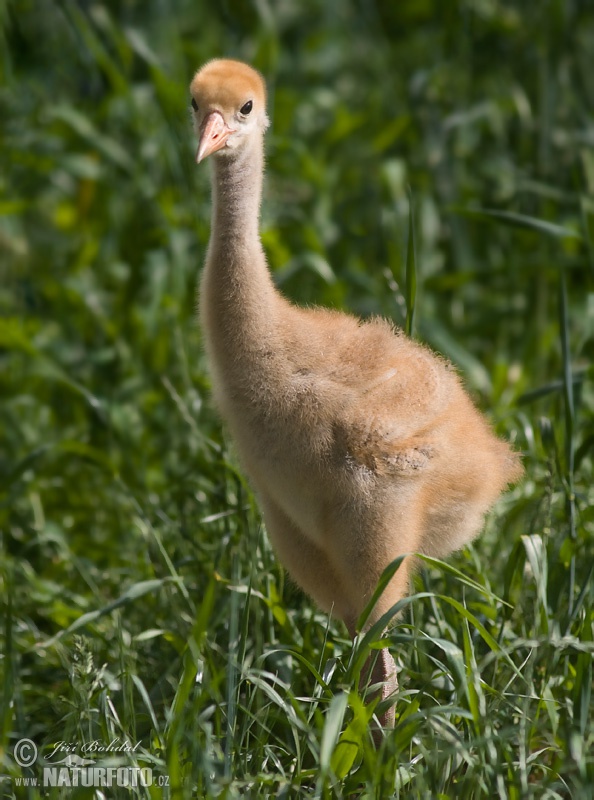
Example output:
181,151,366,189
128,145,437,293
1,0,593,797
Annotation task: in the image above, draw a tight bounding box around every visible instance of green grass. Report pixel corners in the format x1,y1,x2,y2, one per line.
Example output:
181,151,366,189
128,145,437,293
1,1,593,797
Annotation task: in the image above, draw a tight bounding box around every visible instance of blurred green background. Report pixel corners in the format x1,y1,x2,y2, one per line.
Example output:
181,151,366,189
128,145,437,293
1,1,593,797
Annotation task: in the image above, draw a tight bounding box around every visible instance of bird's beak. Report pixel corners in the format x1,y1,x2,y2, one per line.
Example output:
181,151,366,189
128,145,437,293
196,112,233,163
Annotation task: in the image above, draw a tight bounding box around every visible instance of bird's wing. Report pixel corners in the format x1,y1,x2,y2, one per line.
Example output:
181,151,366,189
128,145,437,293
327,320,455,476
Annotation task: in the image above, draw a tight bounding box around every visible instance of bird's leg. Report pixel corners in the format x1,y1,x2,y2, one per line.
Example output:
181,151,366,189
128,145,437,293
343,553,411,742
360,645,398,736
348,621,398,744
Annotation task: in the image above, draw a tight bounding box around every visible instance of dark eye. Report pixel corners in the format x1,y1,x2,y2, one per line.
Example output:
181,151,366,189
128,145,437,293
240,100,253,115
191,98,198,112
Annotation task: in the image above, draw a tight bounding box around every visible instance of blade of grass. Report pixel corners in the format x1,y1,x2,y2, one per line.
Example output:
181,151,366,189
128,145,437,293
318,691,348,786
41,577,176,647
224,552,241,778
559,266,577,619
166,576,216,792
453,206,583,241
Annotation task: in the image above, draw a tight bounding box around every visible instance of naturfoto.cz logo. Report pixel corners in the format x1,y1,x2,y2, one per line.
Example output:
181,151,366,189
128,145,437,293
12,738,169,789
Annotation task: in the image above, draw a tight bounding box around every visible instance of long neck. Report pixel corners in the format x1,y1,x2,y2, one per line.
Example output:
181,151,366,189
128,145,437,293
199,133,284,385
211,136,264,249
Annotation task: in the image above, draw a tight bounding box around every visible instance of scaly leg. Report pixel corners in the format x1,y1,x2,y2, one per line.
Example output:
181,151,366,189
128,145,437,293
362,646,398,733
348,623,398,743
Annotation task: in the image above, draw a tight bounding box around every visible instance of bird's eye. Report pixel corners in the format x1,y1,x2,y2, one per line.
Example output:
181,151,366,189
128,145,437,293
240,100,253,116
191,98,198,112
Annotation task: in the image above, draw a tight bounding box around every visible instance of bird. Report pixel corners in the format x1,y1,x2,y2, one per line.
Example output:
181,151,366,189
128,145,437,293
189,58,523,737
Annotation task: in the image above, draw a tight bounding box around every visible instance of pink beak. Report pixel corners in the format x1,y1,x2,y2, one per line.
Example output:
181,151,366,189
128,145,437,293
196,112,233,163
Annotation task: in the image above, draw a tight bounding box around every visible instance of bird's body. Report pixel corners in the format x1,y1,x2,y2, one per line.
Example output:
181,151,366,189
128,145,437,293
190,59,522,732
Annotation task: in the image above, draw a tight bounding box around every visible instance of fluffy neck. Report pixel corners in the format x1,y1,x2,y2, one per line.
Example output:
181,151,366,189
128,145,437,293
199,132,283,389
210,136,264,247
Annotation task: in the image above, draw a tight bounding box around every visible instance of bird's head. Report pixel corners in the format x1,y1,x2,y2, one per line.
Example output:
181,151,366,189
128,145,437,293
190,59,269,164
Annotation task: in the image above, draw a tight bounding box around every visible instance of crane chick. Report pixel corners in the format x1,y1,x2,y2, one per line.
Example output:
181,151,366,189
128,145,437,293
190,58,522,736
